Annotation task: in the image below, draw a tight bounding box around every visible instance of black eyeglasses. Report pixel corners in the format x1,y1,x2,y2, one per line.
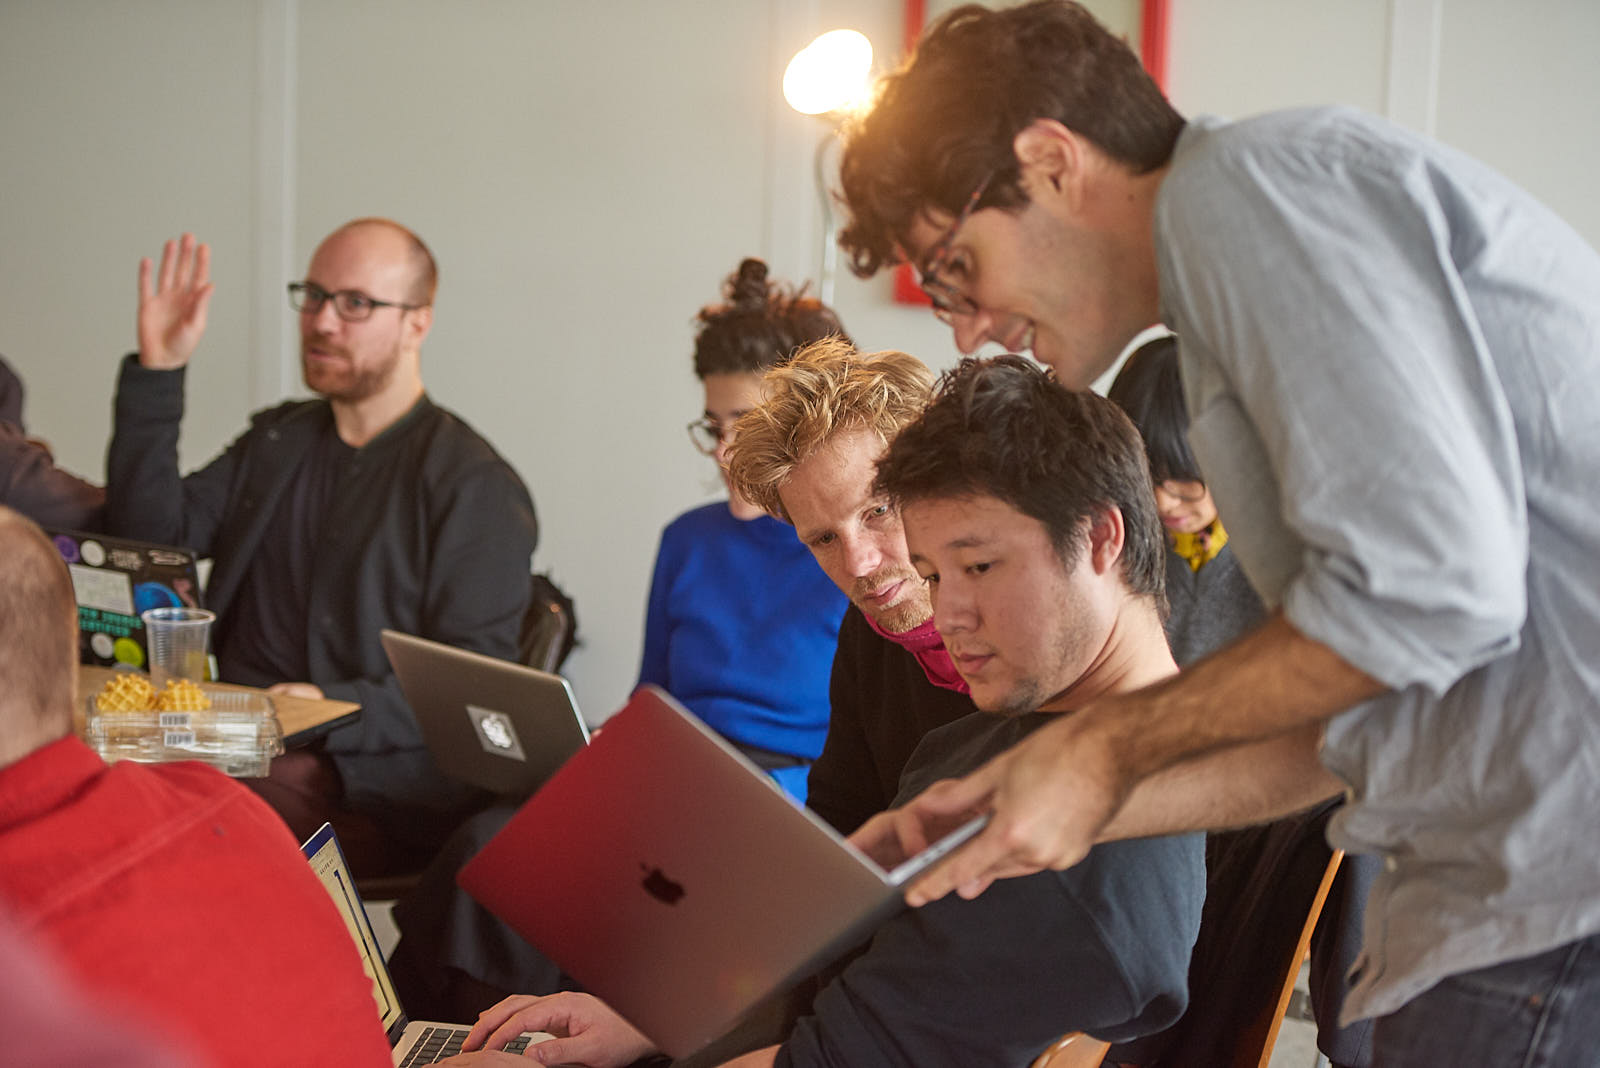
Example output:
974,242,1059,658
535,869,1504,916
687,417,742,456
916,171,997,324
287,281,424,322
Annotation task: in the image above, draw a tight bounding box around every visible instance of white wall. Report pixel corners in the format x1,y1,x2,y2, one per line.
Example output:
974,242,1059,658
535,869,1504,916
0,1,263,482
1164,0,1600,241
3,1,1597,722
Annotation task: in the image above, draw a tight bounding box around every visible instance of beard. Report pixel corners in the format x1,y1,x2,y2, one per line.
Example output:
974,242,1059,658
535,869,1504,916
973,674,1049,718
973,594,1099,719
850,564,932,634
301,341,401,402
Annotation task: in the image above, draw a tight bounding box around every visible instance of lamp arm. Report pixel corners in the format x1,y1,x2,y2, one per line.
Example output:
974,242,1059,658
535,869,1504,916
814,129,840,306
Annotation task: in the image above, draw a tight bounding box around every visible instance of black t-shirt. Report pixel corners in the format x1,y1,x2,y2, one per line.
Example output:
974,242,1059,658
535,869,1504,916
775,712,1206,1068
807,607,975,835
219,420,356,686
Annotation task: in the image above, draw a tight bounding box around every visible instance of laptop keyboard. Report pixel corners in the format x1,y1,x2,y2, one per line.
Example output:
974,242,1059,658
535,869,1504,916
398,1026,534,1065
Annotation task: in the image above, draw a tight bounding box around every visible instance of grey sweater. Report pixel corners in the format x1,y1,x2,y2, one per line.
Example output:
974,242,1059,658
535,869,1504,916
1162,542,1265,666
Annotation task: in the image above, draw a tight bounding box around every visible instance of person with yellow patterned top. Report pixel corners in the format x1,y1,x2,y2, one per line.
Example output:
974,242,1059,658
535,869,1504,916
1106,335,1263,666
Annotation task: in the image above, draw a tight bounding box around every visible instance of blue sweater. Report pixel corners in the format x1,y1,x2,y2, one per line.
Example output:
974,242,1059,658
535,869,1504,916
637,502,846,788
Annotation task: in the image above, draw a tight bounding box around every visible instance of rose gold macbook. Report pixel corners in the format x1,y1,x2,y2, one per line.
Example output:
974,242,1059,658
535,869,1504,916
457,684,985,1059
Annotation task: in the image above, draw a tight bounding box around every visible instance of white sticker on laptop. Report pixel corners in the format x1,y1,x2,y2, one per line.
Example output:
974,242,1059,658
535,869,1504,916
467,704,527,762
67,563,134,615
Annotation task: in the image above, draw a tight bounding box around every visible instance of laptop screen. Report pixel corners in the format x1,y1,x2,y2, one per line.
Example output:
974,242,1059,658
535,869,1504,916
302,823,407,1041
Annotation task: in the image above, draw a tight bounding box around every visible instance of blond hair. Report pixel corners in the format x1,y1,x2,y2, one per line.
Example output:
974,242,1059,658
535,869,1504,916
725,339,935,522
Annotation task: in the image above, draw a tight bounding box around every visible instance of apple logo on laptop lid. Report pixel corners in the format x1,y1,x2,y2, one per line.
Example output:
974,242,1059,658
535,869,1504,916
467,704,528,762
640,863,686,906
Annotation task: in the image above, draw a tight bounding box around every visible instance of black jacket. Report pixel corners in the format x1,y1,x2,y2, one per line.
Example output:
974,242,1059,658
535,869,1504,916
106,355,538,844
806,606,974,835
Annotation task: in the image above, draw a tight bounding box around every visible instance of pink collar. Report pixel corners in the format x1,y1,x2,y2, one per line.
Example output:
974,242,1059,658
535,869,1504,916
860,612,969,694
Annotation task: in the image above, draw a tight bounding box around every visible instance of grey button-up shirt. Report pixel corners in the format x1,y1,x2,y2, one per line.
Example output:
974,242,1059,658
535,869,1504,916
1154,108,1600,1022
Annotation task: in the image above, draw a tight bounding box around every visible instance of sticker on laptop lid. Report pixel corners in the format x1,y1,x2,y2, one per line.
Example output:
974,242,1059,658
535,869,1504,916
467,704,527,762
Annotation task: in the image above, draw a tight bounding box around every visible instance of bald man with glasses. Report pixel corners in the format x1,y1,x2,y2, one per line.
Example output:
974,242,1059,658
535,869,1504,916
106,219,539,878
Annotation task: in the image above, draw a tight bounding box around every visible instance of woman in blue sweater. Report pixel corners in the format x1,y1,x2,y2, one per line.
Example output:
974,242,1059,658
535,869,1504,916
637,258,850,801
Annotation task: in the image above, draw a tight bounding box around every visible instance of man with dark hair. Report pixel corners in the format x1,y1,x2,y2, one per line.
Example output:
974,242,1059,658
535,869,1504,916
837,2,1600,1061
0,506,392,1067
106,221,539,877
443,355,1203,1068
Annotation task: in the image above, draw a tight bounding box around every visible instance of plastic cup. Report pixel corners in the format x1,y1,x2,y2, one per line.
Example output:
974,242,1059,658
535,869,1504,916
141,607,215,689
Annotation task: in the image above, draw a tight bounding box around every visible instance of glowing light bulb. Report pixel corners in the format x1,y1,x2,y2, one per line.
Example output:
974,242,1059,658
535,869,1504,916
783,29,874,117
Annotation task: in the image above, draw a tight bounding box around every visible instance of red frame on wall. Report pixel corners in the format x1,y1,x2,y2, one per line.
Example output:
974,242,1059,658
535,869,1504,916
891,0,1171,305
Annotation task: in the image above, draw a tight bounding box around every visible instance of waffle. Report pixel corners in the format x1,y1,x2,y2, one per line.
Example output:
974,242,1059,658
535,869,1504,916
97,673,157,712
154,678,213,712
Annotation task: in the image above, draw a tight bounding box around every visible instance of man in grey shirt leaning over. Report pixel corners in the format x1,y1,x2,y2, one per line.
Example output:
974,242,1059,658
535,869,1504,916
831,2,1600,1064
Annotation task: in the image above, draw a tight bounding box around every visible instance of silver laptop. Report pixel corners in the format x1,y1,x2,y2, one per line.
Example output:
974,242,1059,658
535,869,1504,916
300,822,555,1065
381,629,591,797
457,684,985,1060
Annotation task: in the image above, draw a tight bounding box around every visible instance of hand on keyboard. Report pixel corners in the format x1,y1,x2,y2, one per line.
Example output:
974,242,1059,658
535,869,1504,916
451,991,655,1067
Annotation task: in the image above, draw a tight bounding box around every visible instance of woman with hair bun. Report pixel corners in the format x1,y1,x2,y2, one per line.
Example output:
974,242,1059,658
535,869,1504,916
637,258,851,802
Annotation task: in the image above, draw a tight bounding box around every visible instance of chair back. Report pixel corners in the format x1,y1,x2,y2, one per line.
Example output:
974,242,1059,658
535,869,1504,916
1251,849,1343,1068
1127,800,1345,1068
520,571,578,673
1030,1031,1111,1068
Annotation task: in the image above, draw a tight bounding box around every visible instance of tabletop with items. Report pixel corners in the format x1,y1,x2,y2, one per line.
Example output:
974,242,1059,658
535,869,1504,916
76,665,360,777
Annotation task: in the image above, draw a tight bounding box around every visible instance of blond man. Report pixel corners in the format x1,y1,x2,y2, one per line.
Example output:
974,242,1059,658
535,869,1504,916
722,339,973,833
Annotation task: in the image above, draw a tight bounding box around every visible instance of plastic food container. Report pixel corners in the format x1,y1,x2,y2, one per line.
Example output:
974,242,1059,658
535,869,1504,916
83,688,284,778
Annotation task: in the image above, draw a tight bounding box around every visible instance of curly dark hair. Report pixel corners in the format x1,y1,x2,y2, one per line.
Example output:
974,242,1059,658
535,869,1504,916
1105,334,1202,486
873,355,1165,607
692,258,853,379
837,1,1184,277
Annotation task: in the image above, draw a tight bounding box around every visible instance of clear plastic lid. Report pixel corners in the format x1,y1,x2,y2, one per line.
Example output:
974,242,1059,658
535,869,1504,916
83,688,284,778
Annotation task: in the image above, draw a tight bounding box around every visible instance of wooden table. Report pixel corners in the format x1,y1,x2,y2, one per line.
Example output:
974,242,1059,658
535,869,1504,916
78,665,361,747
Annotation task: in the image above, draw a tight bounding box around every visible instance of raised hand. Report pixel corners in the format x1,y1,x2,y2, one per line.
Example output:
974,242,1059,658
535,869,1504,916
137,233,214,370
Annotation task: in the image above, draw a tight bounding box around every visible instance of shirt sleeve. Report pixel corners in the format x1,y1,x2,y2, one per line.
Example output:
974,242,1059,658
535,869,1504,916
1158,133,1527,694
0,424,105,531
105,354,235,554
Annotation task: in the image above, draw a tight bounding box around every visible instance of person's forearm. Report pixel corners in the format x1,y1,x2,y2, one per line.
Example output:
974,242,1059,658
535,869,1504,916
886,613,1384,906
718,1045,778,1068
1098,722,1343,841
1090,612,1383,784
